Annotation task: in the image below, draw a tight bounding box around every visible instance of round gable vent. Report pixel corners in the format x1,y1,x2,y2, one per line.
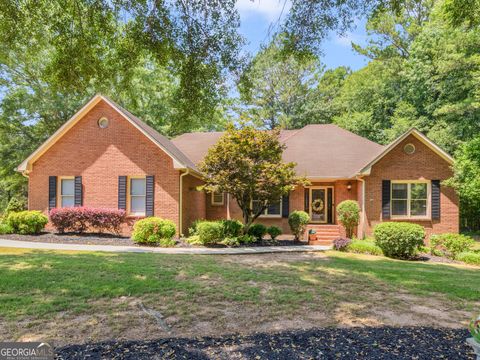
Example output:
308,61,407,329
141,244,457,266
98,117,109,129
404,143,416,155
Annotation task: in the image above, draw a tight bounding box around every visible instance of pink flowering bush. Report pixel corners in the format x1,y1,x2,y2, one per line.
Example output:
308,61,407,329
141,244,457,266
50,207,127,235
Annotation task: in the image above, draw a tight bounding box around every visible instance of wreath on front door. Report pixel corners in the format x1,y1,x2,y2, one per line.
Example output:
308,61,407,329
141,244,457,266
312,199,324,213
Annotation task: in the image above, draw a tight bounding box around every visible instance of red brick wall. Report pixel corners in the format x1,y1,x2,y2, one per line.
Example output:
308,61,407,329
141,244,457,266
363,134,459,239
28,100,181,235
182,174,206,235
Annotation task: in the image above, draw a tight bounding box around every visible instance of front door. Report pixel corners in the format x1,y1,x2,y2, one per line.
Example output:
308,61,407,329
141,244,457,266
310,188,327,223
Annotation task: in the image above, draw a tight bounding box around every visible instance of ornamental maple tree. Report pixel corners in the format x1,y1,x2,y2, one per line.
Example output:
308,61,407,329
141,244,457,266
200,125,306,232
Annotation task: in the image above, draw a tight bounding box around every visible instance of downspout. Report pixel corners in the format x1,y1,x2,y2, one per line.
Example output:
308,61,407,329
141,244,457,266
356,176,366,239
179,169,190,238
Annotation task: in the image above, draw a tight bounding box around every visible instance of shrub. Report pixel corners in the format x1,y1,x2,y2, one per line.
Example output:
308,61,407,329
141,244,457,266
221,219,244,237
185,235,202,245
267,226,282,240
239,234,256,244
5,197,27,215
188,219,206,236
49,207,127,234
455,251,480,266
288,211,310,241
0,222,13,234
430,233,474,258
333,237,351,251
374,222,425,259
196,221,224,245
132,217,176,245
336,200,360,238
7,211,48,235
220,237,240,247
247,223,267,240
346,239,383,256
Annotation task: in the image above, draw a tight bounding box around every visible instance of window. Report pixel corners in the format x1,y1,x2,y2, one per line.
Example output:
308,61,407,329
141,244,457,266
129,177,146,215
211,191,224,206
59,177,75,208
253,198,282,217
391,181,429,218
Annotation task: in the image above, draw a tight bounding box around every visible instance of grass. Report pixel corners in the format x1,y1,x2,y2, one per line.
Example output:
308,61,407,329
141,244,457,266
0,247,479,344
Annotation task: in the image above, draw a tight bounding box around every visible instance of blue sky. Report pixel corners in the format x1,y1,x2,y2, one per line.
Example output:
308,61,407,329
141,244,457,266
236,0,371,70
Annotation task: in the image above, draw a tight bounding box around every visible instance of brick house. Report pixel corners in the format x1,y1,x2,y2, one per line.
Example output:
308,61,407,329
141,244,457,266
17,95,458,242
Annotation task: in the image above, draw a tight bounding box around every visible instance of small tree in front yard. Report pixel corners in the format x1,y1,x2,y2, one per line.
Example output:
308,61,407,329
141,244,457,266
336,200,360,238
200,124,306,233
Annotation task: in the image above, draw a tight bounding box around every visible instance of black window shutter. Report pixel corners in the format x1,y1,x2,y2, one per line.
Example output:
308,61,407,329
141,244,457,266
74,176,83,207
48,176,57,211
304,188,309,213
282,194,289,218
118,176,127,210
382,180,391,220
146,175,155,217
327,188,333,224
431,180,441,220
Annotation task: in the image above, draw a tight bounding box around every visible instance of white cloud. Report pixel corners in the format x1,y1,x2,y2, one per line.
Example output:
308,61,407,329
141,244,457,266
236,0,291,22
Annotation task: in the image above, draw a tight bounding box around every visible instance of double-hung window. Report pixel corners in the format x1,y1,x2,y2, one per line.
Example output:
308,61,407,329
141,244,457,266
391,181,429,218
59,177,75,208
129,177,146,216
253,198,282,217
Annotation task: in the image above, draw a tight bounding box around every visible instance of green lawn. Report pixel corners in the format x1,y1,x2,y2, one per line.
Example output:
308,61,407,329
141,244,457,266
0,248,478,344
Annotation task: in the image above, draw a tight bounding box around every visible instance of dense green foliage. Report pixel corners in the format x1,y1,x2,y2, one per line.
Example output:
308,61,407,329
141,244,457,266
430,233,475,258
200,125,305,232
346,239,384,256
6,211,48,235
267,226,283,240
444,136,480,230
336,200,360,238
456,252,480,266
374,222,425,259
131,218,176,246
288,211,310,241
186,219,254,247
247,223,267,241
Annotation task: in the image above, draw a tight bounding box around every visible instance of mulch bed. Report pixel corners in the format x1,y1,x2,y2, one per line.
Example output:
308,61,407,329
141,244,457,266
55,327,474,359
0,232,306,248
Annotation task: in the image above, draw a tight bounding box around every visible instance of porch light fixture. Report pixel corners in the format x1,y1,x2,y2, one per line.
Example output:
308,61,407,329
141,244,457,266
347,183,352,191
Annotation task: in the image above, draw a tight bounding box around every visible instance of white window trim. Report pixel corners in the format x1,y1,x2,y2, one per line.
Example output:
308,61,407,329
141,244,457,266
254,198,282,218
211,191,225,206
57,176,75,208
391,180,431,220
127,176,146,216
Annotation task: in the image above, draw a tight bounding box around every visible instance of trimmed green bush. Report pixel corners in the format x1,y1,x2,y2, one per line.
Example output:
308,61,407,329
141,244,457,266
336,200,360,238
0,222,13,235
248,223,267,240
6,211,48,235
346,239,383,256
220,237,240,247
221,219,244,237
132,217,176,246
196,221,224,245
374,222,425,259
288,211,310,241
238,234,256,244
455,251,480,266
430,233,474,258
267,226,282,240
5,197,27,215
188,219,206,236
